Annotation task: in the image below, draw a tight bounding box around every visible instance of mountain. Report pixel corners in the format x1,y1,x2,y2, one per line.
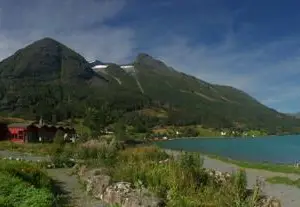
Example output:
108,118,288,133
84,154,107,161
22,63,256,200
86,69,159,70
0,37,110,119
91,54,300,133
287,112,300,119
0,37,299,134
89,60,104,68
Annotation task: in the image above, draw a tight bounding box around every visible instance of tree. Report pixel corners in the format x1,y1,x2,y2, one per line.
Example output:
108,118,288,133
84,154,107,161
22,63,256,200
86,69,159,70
83,105,110,136
114,119,128,141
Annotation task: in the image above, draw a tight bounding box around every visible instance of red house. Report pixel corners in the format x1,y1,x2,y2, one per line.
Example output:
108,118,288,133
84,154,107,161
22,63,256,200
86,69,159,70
7,122,75,143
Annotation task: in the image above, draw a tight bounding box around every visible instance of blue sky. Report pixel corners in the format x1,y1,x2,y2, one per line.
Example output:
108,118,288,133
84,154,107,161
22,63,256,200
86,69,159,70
0,0,300,112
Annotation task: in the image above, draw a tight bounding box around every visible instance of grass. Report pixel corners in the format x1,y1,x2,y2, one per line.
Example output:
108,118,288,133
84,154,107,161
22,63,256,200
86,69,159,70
0,141,54,155
138,108,168,118
156,146,300,175
152,125,221,137
0,137,274,206
77,142,266,207
0,160,55,207
207,154,300,175
266,176,300,188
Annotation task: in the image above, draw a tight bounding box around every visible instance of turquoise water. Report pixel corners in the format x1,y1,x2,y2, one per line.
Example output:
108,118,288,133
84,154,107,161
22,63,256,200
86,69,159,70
156,135,300,164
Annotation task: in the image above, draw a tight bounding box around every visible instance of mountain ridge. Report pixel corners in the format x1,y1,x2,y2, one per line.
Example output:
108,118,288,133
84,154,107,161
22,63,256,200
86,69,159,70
0,37,298,134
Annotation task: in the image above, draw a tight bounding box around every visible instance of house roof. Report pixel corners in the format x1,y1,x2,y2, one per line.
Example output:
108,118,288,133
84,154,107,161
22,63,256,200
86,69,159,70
8,122,74,130
8,122,35,128
33,123,74,130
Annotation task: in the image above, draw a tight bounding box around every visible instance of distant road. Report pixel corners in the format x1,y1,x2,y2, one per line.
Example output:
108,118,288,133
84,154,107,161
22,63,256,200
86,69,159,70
0,150,50,161
166,149,300,207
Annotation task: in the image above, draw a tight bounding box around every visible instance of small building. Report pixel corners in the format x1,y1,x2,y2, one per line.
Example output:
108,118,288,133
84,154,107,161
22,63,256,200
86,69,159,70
7,122,36,143
0,122,8,141
7,122,75,143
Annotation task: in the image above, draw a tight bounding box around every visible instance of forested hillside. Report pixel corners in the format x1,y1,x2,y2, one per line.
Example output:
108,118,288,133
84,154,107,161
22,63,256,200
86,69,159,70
0,37,299,134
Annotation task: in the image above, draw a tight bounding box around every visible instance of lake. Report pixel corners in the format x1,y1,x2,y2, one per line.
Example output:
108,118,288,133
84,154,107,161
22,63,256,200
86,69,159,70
156,135,300,164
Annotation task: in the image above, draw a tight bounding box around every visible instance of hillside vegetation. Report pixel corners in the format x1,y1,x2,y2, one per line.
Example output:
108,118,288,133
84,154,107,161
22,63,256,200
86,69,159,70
0,37,299,134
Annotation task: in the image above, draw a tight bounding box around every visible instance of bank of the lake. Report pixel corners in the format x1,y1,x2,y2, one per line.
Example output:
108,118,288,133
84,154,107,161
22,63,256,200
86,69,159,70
164,149,300,207
157,135,300,168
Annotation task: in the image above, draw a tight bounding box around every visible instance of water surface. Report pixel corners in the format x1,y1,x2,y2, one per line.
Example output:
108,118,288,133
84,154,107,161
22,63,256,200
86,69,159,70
156,135,300,164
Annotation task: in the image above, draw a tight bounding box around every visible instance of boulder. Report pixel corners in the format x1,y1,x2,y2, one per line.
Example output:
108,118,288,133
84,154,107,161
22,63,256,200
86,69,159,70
102,182,164,207
86,174,112,199
78,165,88,178
261,197,281,207
76,167,164,207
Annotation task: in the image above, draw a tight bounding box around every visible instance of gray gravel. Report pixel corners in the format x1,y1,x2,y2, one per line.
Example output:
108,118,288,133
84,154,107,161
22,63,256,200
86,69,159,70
0,150,105,207
203,155,300,207
2,149,300,206
165,149,300,207
0,150,50,161
47,168,107,207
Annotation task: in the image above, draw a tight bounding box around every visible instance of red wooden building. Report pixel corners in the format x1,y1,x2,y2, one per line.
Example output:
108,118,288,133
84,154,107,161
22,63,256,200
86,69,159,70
7,122,75,143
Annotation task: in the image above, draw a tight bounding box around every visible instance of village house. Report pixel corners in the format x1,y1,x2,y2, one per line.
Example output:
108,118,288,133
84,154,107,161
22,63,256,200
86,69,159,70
6,120,75,143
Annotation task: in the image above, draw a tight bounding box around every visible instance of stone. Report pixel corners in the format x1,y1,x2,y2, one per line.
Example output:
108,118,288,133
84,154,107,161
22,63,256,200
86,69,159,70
77,167,164,207
78,165,88,178
262,197,281,207
86,174,112,199
102,184,124,205
102,182,164,207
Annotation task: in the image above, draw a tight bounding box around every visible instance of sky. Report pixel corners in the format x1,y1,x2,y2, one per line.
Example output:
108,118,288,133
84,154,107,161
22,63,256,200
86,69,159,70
0,0,300,113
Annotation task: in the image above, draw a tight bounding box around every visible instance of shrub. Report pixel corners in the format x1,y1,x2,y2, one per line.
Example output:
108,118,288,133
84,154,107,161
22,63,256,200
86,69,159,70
107,146,262,207
76,139,120,167
0,160,54,207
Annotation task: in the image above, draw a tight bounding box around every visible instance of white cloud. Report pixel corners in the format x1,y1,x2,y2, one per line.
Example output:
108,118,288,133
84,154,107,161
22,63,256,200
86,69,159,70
0,0,135,63
0,0,299,112
150,35,300,112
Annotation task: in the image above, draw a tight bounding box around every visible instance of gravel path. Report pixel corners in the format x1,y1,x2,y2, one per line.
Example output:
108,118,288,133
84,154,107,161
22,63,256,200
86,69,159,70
166,150,300,207
0,150,106,207
203,156,300,207
0,150,50,161
47,168,107,207
2,149,300,206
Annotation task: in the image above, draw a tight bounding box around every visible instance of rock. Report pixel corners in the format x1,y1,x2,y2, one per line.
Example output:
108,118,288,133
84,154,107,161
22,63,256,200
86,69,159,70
86,174,112,199
102,184,125,205
262,197,281,207
89,168,109,176
102,182,164,207
78,165,88,178
77,167,164,207
158,159,169,164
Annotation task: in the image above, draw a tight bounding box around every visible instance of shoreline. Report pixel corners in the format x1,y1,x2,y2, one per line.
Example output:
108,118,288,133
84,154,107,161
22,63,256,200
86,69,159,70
165,149,300,207
161,147,300,174
155,136,300,175
153,134,298,142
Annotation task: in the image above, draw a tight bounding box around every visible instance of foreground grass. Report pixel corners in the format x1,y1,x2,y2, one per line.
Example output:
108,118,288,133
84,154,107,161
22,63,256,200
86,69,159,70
0,141,54,155
72,141,265,207
0,160,55,207
207,154,300,175
266,176,300,188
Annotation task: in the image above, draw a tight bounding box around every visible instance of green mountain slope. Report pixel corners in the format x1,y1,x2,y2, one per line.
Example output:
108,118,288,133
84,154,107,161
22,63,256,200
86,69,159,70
95,54,300,133
0,37,298,134
0,38,111,119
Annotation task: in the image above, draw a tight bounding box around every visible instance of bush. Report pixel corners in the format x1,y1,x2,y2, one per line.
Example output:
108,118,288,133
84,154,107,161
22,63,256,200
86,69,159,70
0,160,54,207
76,139,120,167
107,146,262,207
0,160,52,188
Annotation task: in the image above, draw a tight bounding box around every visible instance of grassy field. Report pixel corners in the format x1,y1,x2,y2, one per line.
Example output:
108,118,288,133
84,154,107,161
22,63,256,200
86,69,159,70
266,176,300,188
207,154,300,175
152,125,221,137
73,143,264,207
0,160,55,207
0,141,54,155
